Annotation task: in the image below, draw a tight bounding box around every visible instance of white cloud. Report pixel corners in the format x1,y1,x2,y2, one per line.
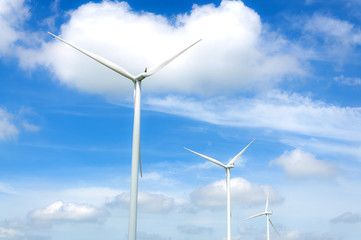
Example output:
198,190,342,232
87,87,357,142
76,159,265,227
0,107,42,140
334,75,361,86
280,137,361,160
331,212,361,223
0,183,17,195
283,230,301,240
144,90,361,143
106,191,175,213
303,14,361,58
141,172,162,181
0,0,29,56
177,224,213,235
269,148,337,179
189,177,281,210
304,15,357,41
282,231,342,240
17,107,41,132
27,201,107,224
0,108,19,141
136,232,169,240
19,0,303,97
0,227,24,239
22,120,40,132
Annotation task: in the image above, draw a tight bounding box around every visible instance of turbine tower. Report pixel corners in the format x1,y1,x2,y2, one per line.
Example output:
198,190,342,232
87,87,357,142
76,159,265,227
184,140,254,240
240,192,281,240
48,32,201,240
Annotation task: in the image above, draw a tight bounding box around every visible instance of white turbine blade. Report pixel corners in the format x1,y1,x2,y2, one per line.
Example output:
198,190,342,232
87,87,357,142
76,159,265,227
265,191,269,212
240,212,265,222
48,32,135,81
269,218,282,238
139,159,142,178
184,147,226,168
145,39,202,77
139,145,142,178
228,139,255,166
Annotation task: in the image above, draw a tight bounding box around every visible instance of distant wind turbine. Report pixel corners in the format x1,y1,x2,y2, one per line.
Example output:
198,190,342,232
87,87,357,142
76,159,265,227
240,192,281,240
48,32,201,240
184,140,254,240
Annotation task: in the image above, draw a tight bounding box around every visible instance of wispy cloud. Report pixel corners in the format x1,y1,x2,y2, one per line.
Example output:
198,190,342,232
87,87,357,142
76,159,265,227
303,14,361,60
0,182,17,195
331,212,361,223
334,75,361,86
280,136,361,160
106,191,176,214
0,227,25,239
0,108,19,141
21,120,40,132
0,107,42,141
177,224,213,235
144,91,361,143
304,15,359,43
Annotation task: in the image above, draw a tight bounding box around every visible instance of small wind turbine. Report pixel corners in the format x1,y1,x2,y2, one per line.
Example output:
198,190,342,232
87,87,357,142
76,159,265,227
48,32,201,240
240,192,281,240
184,140,254,240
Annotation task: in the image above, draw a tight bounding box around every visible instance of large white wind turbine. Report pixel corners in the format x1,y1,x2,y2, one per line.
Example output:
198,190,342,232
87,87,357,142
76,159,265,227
184,140,254,240
240,192,281,240
48,32,201,240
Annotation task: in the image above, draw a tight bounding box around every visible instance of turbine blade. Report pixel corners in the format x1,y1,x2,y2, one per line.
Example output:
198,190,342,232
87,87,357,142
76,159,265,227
48,32,135,81
265,191,269,212
184,147,226,168
227,139,255,166
240,212,265,222
139,145,142,178
269,218,282,237
145,39,202,77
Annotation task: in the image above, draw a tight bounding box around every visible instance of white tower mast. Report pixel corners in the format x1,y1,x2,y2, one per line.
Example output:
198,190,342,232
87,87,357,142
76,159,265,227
185,140,254,240
241,192,281,240
49,32,201,240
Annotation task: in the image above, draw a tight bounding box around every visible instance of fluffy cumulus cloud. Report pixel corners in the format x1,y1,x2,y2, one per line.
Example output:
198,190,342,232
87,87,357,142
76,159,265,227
0,108,19,141
189,177,281,210
331,212,361,223
18,0,303,97
27,201,107,224
0,0,29,56
106,191,175,213
270,148,337,179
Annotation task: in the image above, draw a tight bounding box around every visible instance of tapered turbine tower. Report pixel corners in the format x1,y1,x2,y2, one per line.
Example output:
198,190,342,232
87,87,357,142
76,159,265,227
49,32,201,240
185,140,254,240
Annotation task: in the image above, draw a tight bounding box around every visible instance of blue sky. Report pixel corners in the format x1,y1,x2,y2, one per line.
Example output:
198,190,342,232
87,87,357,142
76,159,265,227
1,0,361,239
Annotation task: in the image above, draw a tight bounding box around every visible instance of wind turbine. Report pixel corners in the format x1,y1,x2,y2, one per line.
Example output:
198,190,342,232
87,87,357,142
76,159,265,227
240,192,281,240
48,32,201,240
184,140,254,240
